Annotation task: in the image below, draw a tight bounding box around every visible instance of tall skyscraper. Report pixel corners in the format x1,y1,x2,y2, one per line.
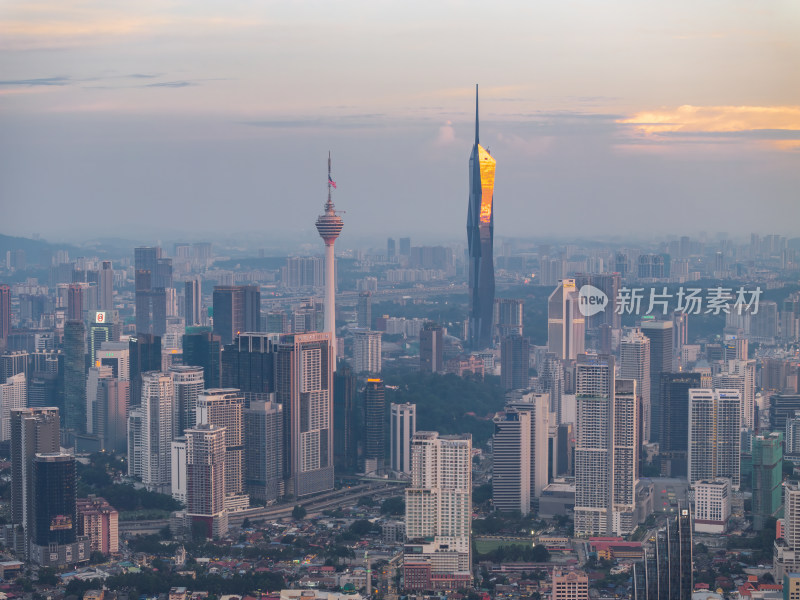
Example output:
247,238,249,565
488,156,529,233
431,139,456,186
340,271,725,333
419,322,443,373
640,320,673,445
713,359,756,430
63,320,86,433
315,152,344,366
0,284,10,350
67,283,84,321
619,328,650,442
612,378,639,535
135,246,171,336
212,285,261,345
95,377,128,454
390,402,416,475
688,389,741,489
364,378,386,473
11,407,60,555
185,423,228,539
86,365,113,437
129,333,161,407
548,279,585,361
197,389,245,498
334,364,359,474
128,371,174,492
98,340,129,380
387,237,396,260
170,365,204,436
275,332,334,497
244,399,284,503
751,431,783,531
0,373,26,441
88,309,120,368
493,298,523,341
185,278,202,327
659,372,702,477
500,334,530,391
357,291,372,329
353,330,381,374
573,273,621,331
183,328,221,389
466,85,496,350
98,260,114,311
632,507,693,600
404,431,472,591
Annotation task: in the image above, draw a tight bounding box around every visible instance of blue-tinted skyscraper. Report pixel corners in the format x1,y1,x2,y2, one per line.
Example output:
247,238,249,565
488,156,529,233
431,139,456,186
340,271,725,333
467,85,496,349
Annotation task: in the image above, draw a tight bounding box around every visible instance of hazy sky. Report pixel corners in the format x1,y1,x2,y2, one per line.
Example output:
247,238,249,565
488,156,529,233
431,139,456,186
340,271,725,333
1,1,799,247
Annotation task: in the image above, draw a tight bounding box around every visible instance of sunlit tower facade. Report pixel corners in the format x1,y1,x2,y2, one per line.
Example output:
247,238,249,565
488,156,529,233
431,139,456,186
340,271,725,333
315,152,344,366
467,84,496,350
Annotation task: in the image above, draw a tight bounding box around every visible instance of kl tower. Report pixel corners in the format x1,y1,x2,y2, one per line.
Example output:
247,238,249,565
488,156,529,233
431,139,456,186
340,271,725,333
315,152,344,366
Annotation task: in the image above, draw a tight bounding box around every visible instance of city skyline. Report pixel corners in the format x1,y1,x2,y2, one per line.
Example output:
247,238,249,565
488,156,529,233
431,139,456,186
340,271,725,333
1,1,798,241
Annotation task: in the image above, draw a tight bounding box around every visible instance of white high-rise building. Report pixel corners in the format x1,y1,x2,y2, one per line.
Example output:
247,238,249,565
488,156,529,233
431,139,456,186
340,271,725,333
612,378,639,535
787,412,800,454
196,389,245,499
0,373,27,441
169,365,204,436
712,359,756,430
353,330,381,374
185,423,228,539
548,279,585,361
171,437,187,503
128,372,174,492
694,478,731,534
98,341,129,380
688,389,741,489
390,402,416,474
619,328,651,442
775,481,800,580
404,431,472,588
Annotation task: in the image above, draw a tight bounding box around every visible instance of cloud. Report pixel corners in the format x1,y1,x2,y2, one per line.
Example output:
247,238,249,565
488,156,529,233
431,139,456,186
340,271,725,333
435,121,456,146
0,76,69,86
144,81,197,88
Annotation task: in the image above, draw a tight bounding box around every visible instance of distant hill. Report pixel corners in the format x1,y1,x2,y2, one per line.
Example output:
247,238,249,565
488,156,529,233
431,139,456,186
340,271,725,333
0,233,82,267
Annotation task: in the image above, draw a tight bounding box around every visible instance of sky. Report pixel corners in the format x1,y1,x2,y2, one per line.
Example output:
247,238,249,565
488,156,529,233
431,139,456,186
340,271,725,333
1,0,799,247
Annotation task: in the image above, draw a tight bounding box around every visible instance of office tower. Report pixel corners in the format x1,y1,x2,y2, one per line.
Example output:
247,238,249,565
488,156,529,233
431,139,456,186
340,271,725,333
28,355,63,412
500,334,530,391
419,322,443,373
86,365,113,436
87,309,120,368
672,310,688,360
776,481,800,580
548,279,585,361
398,237,411,257
95,377,128,454
0,284,9,349
552,570,589,600
183,328,221,389
752,432,783,531
573,273,621,331
466,85,495,350
127,372,174,492
713,359,756,430
694,479,731,533
612,379,639,535
353,330,381,374
364,379,386,473
185,423,228,539
98,261,113,311
169,365,204,436
76,496,118,555
540,353,565,424
197,389,244,497
619,328,650,442
632,507,693,600
135,246,171,336
404,431,472,591
387,238,396,260
688,389,741,489
220,332,277,400
557,423,575,476
97,341,129,380
266,309,290,334
493,298,523,340
29,453,90,566
244,399,284,503
171,437,187,503
63,320,87,433
660,372,702,477
67,283,84,321
213,285,261,345
185,278,202,327
772,394,800,431
492,392,549,514
391,402,416,474
334,364,358,474
315,153,344,366
10,407,60,554
357,291,372,329
129,333,161,407
640,320,673,445
0,373,26,441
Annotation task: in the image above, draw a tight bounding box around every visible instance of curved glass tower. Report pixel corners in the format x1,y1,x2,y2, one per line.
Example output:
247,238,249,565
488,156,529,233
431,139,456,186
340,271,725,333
467,84,496,349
